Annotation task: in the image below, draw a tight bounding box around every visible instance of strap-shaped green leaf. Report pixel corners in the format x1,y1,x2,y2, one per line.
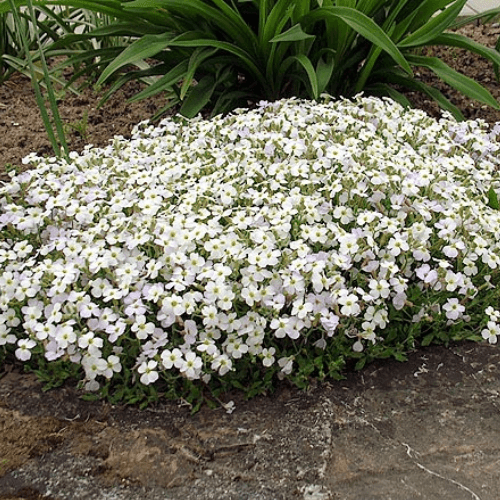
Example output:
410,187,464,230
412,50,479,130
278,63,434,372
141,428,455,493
431,33,500,67
261,0,295,45
451,6,500,28
367,82,414,109
405,0,455,31
315,50,335,94
270,24,316,43
180,75,216,118
407,54,500,110
180,47,218,99
96,32,174,85
398,0,467,48
289,53,319,98
303,6,412,75
127,60,189,102
380,68,465,120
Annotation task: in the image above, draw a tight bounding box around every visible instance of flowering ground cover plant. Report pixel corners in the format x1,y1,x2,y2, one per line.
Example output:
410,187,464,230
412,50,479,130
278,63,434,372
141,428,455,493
1,95,500,410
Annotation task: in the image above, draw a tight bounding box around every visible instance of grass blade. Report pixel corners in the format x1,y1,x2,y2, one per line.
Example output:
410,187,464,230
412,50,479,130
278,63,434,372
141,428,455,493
270,24,316,43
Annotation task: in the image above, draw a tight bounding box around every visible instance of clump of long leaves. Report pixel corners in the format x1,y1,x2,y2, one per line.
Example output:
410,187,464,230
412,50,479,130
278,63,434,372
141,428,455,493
2,0,500,119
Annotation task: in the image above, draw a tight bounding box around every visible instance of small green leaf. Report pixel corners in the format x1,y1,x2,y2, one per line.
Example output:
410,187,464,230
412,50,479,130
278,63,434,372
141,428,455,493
421,334,434,347
487,186,500,210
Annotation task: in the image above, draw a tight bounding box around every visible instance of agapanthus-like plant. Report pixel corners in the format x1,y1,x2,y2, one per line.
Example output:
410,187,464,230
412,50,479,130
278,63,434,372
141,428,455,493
1,0,500,120
1,95,500,409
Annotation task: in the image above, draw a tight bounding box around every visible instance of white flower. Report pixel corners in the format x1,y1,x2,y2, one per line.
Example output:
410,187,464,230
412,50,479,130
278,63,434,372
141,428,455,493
103,355,122,378
82,355,107,380
161,348,183,369
179,351,203,379
261,347,276,367
320,312,340,337
131,315,155,340
337,292,361,317
15,338,36,361
482,321,500,344
443,298,465,321
138,360,159,385
211,354,233,375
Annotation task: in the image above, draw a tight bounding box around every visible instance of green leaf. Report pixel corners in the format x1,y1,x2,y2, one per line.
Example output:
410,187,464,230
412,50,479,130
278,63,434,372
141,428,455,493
451,6,500,28
406,54,500,110
421,334,434,347
270,23,316,43
179,75,216,118
487,187,500,210
96,32,174,85
128,60,189,102
398,0,467,48
316,50,335,94
496,36,500,82
261,0,295,46
303,6,413,76
367,82,413,108
355,357,366,370
431,32,500,68
180,47,218,99
280,53,319,98
379,69,465,120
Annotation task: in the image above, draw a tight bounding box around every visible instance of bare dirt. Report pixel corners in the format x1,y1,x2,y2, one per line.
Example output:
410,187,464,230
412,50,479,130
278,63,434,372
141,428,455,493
1,21,500,500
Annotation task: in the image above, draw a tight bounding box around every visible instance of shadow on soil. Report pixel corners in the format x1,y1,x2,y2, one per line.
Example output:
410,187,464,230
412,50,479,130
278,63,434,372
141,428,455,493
0,341,499,500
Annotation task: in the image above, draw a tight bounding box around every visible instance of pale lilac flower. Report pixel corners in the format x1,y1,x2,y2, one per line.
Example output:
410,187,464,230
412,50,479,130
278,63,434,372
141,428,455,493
15,338,36,361
138,360,159,385
443,298,465,321
482,321,500,344
161,348,183,369
179,352,203,379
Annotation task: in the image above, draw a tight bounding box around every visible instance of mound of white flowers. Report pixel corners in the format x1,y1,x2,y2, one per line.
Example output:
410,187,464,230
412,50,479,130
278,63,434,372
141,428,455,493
1,95,500,401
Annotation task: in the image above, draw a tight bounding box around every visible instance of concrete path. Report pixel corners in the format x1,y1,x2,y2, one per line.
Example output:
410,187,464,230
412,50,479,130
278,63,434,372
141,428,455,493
462,0,500,16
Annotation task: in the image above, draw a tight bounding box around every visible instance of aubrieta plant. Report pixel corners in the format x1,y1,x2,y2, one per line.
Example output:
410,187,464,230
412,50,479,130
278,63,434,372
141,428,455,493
1,95,500,410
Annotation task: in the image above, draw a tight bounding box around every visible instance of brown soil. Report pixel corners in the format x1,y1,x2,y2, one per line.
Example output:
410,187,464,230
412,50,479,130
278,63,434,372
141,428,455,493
1,21,500,500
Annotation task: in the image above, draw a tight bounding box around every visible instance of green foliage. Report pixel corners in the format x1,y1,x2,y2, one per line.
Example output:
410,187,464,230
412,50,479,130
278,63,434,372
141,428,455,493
2,0,500,119
6,0,69,158
0,2,130,157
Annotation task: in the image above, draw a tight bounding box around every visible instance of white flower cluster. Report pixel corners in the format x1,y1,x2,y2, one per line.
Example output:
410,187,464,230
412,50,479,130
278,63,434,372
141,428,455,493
1,95,500,391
